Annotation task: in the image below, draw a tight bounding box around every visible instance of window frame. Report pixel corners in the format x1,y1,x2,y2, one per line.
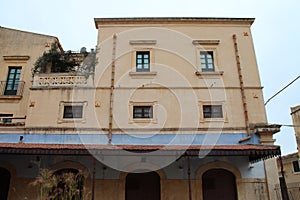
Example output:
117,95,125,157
200,51,215,72
130,48,155,73
293,160,300,173
203,105,223,119
58,101,87,123
129,101,157,123
4,66,22,95
133,106,153,119
136,51,150,72
199,101,227,122
194,45,221,75
63,105,83,119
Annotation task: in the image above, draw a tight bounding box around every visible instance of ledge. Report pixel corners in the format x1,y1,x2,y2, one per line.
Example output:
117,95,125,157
129,71,157,79
130,118,158,124
192,40,220,45
0,95,22,100
195,71,224,77
129,40,157,45
3,55,30,61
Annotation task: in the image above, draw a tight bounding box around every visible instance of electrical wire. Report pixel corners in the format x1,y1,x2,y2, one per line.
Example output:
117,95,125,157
278,124,300,128
264,74,300,105
268,123,300,128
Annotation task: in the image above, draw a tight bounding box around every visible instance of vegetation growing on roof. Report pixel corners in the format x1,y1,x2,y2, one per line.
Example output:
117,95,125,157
33,43,97,75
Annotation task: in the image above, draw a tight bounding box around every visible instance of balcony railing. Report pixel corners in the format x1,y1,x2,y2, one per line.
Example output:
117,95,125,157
0,116,26,126
33,73,93,87
0,81,25,97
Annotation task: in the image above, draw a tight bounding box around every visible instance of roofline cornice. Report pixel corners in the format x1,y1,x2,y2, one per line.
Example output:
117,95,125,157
94,17,255,29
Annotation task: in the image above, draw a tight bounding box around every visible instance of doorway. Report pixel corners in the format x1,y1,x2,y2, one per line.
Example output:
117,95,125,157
0,167,11,200
125,171,160,200
202,169,237,200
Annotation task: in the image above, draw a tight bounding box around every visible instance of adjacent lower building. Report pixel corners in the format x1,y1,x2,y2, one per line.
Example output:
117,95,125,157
273,106,300,199
274,153,300,200
291,105,300,157
0,18,281,200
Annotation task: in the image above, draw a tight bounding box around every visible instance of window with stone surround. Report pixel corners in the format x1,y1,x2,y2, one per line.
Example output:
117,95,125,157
293,160,300,173
129,101,157,123
203,105,223,118
58,101,87,123
200,51,214,72
133,106,153,119
63,106,83,119
136,51,150,72
199,101,227,122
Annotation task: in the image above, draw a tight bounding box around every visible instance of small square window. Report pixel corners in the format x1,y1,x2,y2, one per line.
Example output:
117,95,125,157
58,101,87,123
293,160,300,173
63,106,83,119
200,51,215,72
203,105,223,118
136,51,150,72
133,106,153,119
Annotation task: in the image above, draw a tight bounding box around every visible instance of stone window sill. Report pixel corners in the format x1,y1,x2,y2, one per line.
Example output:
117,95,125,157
129,71,157,79
195,71,224,76
0,95,22,100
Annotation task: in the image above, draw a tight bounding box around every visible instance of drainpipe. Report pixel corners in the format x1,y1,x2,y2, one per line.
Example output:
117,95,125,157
186,154,192,200
108,34,117,144
92,157,96,200
232,34,251,143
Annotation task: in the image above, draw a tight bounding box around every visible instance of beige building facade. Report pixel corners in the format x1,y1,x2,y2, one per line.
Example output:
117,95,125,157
0,18,281,200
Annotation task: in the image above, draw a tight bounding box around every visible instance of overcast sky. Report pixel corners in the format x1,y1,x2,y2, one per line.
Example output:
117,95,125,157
1,0,299,155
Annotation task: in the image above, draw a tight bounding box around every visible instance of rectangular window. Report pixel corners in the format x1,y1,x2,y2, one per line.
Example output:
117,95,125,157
133,106,153,119
5,67,21,95
203,105,223,118
293,160,300,173
200,51,214,72
63,106,83,119
136,51,150,72
0,114,13,124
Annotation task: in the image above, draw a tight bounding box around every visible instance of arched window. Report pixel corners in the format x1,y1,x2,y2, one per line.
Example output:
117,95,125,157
49,168,84,200
0,167,11,200
126,171,160,200
202,169,237,200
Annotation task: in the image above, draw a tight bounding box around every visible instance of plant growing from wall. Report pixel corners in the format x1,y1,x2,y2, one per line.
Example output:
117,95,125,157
31,168,90,200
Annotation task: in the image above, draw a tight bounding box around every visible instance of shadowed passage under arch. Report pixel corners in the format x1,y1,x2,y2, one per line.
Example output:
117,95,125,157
0,167,11,200
202,169,237,200
125,171,161,200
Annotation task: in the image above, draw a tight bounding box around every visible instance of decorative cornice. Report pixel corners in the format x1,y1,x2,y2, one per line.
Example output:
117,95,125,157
192,40,220,45
129,40,157,45
94,17,255,28
3,56,30,61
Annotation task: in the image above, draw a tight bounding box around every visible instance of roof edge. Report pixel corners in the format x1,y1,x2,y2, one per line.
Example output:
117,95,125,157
0,26,64,51
94,17,255,29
